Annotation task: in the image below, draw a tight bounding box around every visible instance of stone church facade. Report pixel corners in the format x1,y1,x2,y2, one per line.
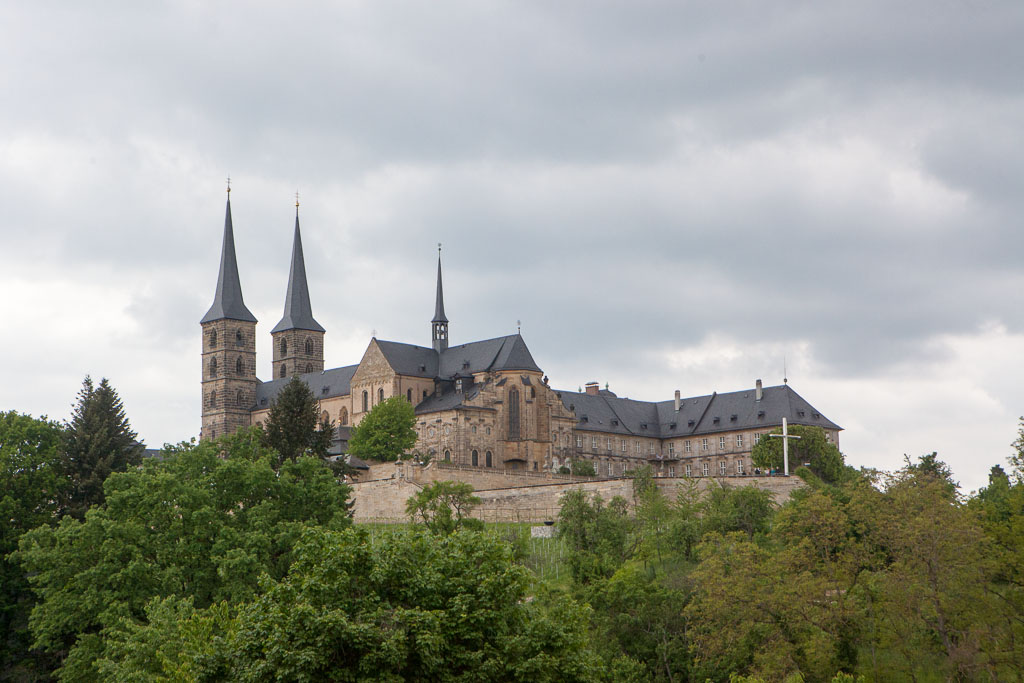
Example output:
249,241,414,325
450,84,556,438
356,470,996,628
201,193,841,477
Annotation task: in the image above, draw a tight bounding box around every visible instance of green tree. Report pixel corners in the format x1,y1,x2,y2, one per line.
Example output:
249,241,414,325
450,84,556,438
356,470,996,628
99,528,602,682
0,412,67,680
347,395,417,462
261,376,333,466
558,490,632,585
571,459,597,477
750,424,845,484
406,480,483,534
701,483,776,540
13,429,351,680
62,376,143,519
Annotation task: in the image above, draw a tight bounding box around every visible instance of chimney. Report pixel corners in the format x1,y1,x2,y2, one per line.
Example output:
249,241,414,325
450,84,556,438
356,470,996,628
755,379,763,401
584,381,600,396
674,389,681,412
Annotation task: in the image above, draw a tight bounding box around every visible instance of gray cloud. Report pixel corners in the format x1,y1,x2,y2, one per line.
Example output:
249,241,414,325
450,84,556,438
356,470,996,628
1,0,1022,490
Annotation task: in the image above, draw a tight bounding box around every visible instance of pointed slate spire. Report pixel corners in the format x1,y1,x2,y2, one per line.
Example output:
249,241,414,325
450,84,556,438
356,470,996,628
271,206,324,333
432,244,449,353
432,246,448,324
201,192,257,323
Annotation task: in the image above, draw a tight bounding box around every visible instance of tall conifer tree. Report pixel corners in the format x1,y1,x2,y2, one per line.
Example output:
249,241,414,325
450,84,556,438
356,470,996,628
62,376,142,518
261,376,333,466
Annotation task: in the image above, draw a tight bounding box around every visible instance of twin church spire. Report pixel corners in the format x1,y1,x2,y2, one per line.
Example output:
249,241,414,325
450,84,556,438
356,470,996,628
201,187,451,388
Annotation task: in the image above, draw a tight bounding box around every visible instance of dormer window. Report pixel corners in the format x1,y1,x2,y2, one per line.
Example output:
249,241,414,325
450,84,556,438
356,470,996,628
713,417,720,424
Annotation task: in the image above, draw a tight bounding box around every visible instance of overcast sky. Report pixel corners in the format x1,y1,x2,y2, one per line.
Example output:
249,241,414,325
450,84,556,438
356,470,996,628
2,1,1022,491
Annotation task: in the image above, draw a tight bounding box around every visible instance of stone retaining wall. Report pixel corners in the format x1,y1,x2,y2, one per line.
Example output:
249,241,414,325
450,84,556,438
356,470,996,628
350,460,803,523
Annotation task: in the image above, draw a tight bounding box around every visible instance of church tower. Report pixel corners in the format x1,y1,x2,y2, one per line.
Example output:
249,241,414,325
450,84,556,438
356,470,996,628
200,187,258,440
271,200,325,379
432,246,449,353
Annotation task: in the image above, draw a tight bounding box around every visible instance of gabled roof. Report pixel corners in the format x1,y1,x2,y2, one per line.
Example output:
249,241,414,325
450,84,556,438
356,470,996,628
271,213,324,334
559,384,840,437
254,364,358,408
374,334,542,379
201,196,257,324
439,334,541,375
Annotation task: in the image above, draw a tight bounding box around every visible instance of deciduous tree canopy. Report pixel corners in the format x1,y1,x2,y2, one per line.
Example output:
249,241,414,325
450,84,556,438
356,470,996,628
14,429,351,680
347,395,417,462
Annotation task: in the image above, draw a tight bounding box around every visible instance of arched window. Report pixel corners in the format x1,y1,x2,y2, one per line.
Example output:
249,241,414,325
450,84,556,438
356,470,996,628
407,388,412,402
280,338,287,356
339,407,348,425
321,410,329,424
378,388,384,403
209,330,217,348
485,451,492,467
210,357,218,377
236,389,244,406
305,338,313,355
443,449,451,462
507,388,520,440
530,387,536,398
280,363,287,378
362,391,368,412
210,390,217,406
471,450,478,466
235,329,243,344
236,357,243,375
423,390,428,401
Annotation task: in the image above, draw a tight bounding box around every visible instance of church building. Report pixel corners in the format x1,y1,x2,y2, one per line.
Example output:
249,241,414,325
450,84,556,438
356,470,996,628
200,191,841,477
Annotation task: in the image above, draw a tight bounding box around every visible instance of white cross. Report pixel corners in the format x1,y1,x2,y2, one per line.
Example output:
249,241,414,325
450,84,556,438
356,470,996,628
769,417,801,476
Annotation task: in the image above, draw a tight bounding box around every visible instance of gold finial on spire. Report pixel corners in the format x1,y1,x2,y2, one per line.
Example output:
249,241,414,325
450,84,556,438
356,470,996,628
226,176,231,194
295,190,300,210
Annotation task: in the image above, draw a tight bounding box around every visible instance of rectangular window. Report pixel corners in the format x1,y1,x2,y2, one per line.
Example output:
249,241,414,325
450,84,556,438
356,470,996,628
737,460,745,475
649,443,655,454
719,436,726,450
592,436,598,449
635,441,641,454
736,434,743,448
607,437,612,451
701,438,708,451
754,433,762,444
685,463,692,477
719,461,727,475
668,466,675,477
576,435,582,448
621,439,627,452
702,462,709,477
668,442,675,456
685,440,692,453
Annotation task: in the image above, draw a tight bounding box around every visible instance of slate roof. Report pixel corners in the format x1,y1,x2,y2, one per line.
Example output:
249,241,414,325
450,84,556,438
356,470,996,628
254,364,358,408
375,334,542,378
415,384,490,415
201,196,257,324
559,384,840,438
271,213,324,334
